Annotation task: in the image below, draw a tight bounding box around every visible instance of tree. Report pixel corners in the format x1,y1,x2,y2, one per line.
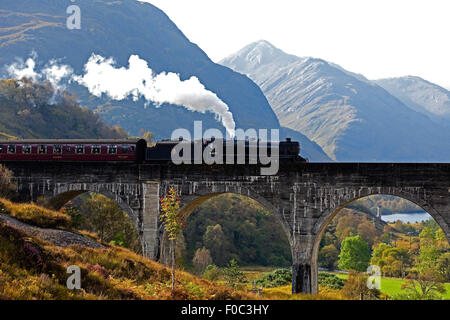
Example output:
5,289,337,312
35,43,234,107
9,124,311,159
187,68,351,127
415,245,441,274
419,227,436,247
335,212,360,243
398,242,447,299
338,235,371,272
435,229,449,249
357,220,377,247
182,194,291,268
0,165,15,199
192,247,213,274
381,247,411,277
436,253,450,282
203,224,229,266
222,259,246,289
62,203,85,229
318,244,339,270
78,193,141,252
160,186,182,298
371,242,392,272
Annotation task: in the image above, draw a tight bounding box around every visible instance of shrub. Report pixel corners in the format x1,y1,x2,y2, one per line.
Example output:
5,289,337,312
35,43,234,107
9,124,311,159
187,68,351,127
203,264,221,281
318,273,345,290
222,259,246,289
254,268,292,288
341,271,380,300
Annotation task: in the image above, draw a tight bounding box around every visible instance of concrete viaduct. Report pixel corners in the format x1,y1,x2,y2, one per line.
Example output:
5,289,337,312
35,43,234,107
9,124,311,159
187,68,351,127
3,161,450,294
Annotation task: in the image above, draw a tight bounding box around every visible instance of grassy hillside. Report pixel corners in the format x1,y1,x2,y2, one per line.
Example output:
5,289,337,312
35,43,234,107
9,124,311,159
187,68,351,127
0,198,254,300
0,79,127,139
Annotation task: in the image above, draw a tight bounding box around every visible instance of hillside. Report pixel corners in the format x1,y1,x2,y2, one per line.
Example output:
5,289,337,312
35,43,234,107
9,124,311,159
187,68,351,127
375,76,450,126
350,195,424,216
220,40,450,162
0,79,126,139
0,198,252,300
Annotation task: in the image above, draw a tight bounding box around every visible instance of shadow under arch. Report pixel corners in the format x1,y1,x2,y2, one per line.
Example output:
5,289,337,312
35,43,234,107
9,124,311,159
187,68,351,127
158,189,292,267
310,192,450,294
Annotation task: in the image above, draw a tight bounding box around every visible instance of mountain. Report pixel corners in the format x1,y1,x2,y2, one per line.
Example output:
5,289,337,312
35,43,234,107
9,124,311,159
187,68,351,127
221,40,450,162
0,0,330,161
0,79,126,139
375,76,450,126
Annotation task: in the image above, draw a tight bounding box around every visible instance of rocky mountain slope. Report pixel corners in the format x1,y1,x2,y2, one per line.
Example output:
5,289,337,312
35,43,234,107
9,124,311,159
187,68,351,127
221,40,450,162
375,76,450,126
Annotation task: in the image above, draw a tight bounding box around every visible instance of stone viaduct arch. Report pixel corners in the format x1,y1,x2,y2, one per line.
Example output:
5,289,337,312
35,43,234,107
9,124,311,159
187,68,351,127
310,188,450,294
2,161,450,294
157,182,292,265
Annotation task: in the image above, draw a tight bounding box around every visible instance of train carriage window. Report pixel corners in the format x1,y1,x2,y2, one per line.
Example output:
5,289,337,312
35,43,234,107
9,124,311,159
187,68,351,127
23,145,32,154
129,146,135,152
66,146,71,153
7,145,16,154
121,145,129,154
53,145,62,154
38,145,46,154
108,145,117,154
0,146,3,153
92,145,101,154
75,145,84,154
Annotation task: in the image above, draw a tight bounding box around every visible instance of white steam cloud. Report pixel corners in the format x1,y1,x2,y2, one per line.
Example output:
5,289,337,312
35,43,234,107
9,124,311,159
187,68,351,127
6,54,73,93
4,53,236,136
42,60,73,89
7,57,39,82
74,54,236,136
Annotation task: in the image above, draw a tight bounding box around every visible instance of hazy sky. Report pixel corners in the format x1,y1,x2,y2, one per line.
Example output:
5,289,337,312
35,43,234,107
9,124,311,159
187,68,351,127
146,0,450,89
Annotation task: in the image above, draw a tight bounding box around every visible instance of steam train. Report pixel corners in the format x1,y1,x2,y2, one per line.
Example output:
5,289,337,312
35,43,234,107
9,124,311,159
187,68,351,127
0,138,307,164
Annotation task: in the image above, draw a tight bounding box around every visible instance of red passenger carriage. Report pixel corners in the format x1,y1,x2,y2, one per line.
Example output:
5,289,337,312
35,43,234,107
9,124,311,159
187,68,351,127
0,139,147,163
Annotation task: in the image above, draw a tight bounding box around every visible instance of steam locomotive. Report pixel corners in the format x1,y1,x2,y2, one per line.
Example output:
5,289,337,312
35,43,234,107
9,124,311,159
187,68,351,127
0,138,307,164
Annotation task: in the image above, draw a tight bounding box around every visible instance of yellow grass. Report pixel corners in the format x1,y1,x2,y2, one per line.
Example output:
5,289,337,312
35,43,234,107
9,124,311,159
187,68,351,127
0,198,72,229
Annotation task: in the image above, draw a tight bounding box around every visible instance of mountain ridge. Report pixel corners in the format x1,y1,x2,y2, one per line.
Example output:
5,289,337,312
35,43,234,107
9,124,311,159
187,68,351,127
375,76,450,126
221,40,450,162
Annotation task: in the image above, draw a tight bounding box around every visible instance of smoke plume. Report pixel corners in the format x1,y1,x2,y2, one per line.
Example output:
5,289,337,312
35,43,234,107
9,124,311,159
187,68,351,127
74,54,236,136
6,54,73,93
4,53,236,136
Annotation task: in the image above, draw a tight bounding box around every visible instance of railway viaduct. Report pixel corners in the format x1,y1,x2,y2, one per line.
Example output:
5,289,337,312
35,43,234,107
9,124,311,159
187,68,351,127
2,160,450,294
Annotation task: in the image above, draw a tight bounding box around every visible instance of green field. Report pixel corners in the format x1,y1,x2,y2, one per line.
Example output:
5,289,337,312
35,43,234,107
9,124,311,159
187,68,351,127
329,272,450,299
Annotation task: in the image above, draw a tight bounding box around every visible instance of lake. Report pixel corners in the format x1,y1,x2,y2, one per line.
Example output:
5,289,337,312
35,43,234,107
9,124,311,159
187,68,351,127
381,212,432,223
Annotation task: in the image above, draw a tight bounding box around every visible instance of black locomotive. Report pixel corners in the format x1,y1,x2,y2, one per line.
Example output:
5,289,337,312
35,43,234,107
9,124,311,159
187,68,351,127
146,138,307,164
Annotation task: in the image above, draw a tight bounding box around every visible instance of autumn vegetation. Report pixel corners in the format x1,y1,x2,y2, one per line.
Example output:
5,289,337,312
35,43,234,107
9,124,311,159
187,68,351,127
0,79,126,139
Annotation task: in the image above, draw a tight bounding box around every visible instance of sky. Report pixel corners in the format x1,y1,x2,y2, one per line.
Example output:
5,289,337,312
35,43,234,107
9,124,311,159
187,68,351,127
146,0,450,89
